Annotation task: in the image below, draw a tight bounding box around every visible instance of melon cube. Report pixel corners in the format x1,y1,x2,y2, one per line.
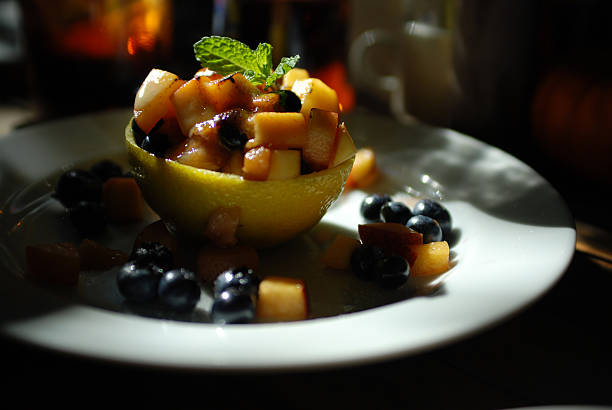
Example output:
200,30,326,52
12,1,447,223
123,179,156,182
245,112,308,150
321,234,361,270
267,149,301,180
257,276,309,321
282,68,310,90
243,146,272,181
408,241,450,276
292,78,340,119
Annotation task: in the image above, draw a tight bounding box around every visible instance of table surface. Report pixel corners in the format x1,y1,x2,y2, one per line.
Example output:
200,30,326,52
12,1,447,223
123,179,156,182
1,104,611,409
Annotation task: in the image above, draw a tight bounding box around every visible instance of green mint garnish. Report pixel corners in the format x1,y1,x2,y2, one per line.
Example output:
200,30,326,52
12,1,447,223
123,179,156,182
193,36,300,89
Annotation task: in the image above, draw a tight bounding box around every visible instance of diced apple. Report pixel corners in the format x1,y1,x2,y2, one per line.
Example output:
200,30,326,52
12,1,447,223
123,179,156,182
267,149,301,180
196,244,259,282
329,122,356,168
25,242,80,286
203,206,241,248
303,108,338,171
242,146,272,181
78,239,128,271
245,112,308,150
346,147,378,188
134,68,184,133
200,72,260,113
408,241,450,276
133,219,178,255
282,68,310,90
257,276,309,321
321,234,361,270
358,223,422,265
102,177,143,223
171,78,216,136
291,78,340,119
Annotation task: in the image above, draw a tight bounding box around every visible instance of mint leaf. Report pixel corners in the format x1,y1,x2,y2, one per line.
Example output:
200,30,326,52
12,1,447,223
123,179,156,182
194,36,300,89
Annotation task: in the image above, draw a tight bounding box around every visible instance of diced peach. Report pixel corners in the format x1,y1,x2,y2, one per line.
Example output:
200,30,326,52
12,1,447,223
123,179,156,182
203,206,241,248
200,72,260,113
346,147,378,188
245,112,308,150
267,149,301,180
408,241,450,276
78,239,128,271
102,177,143,223
257,276,309,321
329,122,356,168
134,68,184,133
196,244,259,282
321,234,361,270
171,78,215,136
358,223,422,265
242,146,272,181
291,78,340,119
303,108,339,171
133,219,178,255
25,242,80,286
282,68,310,90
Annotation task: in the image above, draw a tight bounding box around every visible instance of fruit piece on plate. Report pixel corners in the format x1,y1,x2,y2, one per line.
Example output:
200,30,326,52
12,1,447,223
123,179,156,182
345,147,378,188
291,78,340,120
133,219,178,255
282,68,310,90
257,276,309,321
242,146,272,181
203,206,241,248
321,233,361,270
78,239,128,271
102,177,143,223
171,78,215,136
329,122,357,168
267,149,301,180
303,108,339,171
408,241,450,276
25,242,80,286
245,112,308,150
197,244,259,282
200,72,259,113
134,68,184,133
358,223,422,265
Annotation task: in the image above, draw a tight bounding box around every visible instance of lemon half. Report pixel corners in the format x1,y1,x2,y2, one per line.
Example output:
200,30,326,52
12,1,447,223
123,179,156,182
126,121,354,248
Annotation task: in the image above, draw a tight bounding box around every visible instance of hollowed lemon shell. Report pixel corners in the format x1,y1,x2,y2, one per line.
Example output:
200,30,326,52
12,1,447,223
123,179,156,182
125,121,354,248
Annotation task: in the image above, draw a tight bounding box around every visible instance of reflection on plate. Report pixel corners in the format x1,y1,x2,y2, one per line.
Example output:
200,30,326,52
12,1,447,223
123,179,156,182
0,108,575,371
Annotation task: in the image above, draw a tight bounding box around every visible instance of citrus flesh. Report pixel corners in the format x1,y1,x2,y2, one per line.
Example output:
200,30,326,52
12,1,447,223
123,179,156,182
125,121,354,248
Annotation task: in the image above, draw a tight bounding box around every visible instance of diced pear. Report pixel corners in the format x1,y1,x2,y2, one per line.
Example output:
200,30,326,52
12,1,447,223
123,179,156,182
257,276,309,321
171,78,215,136
245,112,308,150
292,78,340,119
303,108,338,171
242,146,272,180
321,234,361,270
200,72,260,113
267,149,301,180
282,68,310,90
408,241,450,276
134,68,183,133
330,122,356,168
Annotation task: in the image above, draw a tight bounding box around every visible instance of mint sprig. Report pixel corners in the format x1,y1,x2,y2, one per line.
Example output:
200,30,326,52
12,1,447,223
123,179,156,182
194,36,300,89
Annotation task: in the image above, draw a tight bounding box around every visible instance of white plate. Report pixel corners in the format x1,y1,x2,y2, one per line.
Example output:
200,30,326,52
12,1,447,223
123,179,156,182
0,108,575,371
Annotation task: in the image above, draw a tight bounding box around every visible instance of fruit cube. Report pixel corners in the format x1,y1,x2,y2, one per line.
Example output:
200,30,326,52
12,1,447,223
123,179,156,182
358,223,422,265
251,93,281,112
242,146,272,181
196,244,259,282
257,276,309,321
408,241,450,276
133,219,178,255
346,147,378,188
171,124,230,171
292,78,340,119
25,242,80,286
78,239,128,271
102,177,143,223
171,78,215,136
203,206,241,248
330,122,357,168
267,149,301,180
303,108,339,171
321,234,361,270
221,150,244,176
282,68,310,90
245,112,308,150
134,68,184,133
200,72,259,113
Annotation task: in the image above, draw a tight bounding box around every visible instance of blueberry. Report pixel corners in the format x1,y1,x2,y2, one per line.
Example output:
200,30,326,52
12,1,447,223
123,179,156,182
218,120,248,150
360,194,392,221
140,133,170,157
117,262,163,302
130,241,173,271
54,169,102,208
214,266,260,298
380,201,413,225
377,255,410,289
211,287,256,324
158,268,201,312
413,199,452,239
276,90,302,112
406,215,443,243
350,243,385,281
67,200,107,235
90,160,123,182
